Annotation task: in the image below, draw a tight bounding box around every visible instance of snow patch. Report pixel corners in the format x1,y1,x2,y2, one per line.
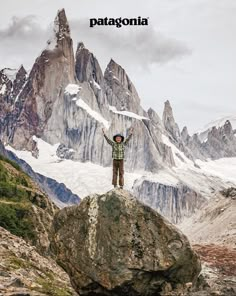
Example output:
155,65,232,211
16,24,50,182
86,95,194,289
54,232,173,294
15,81,28,102
6,138,140,198
109,105,149,121
0,84,6,95
2,68,18,81
92,80,101,90
76,98,110,129
162,134,193,167
112,75,119,81
6,136,236,206
65,84,81,96
196,157,236,184
134,169,179,187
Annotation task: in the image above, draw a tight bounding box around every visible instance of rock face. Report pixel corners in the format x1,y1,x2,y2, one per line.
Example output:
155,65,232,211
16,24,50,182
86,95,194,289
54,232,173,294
1,8,235,178
0,226,76,296
104,59,145,116
163,100,181,142
162,100,195,162
51,189,201,296
0,9,175,173
0,66,27,136
8,8,76,151
133,179,206,223
183,120,236,160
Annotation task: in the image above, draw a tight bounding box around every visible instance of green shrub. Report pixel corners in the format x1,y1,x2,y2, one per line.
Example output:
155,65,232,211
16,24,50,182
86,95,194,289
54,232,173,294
0,154,22,171
0,203,36,241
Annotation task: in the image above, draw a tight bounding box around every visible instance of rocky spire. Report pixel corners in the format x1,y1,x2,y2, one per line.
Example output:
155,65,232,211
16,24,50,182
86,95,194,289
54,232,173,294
12,65,27,98
162,100,180,141
75,42,104,87
147,108,163,128
181,126,190,143
9,9,76,150
105,59,135,93
204,120,236,159
104,59,145,115
47,8,71,49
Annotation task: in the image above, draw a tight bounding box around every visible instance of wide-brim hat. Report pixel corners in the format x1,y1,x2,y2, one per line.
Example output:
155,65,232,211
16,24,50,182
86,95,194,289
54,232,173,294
113,134,124,142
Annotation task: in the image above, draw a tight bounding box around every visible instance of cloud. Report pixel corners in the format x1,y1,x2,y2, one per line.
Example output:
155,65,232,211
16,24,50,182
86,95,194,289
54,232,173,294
0,16,51,69
0,14,191,70
0,15,45,39
70,19,191,70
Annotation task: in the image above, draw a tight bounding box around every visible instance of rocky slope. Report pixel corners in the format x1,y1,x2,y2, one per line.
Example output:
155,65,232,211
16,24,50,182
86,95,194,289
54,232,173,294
179,187,236,247
0,139,80,207
192,244,236,296
51,189,201,296
0,152,58,254
0,226,77,296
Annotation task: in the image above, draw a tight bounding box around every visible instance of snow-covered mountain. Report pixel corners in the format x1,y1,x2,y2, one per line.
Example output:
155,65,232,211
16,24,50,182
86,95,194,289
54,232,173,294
0,9,236,223
197,115,236,142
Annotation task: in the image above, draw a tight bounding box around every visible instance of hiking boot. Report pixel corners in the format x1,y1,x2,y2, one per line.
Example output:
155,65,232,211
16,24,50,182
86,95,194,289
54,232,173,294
114,185,117,188
120,186,123,189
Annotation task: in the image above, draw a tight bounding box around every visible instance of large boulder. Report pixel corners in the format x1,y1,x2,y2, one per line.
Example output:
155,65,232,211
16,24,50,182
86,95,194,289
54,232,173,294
51,189,201,296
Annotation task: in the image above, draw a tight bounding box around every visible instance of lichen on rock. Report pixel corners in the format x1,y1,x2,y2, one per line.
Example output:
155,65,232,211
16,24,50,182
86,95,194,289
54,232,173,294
51,189,201,296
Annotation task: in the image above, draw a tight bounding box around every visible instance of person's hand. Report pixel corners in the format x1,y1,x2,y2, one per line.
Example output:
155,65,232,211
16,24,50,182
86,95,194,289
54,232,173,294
130,127,134,134
102,128,105,134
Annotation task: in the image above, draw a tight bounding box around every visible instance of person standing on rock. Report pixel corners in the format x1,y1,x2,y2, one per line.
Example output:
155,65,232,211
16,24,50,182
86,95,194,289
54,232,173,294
102,127,133,189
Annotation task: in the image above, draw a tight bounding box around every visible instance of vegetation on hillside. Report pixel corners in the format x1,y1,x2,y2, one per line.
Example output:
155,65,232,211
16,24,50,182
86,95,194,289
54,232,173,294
0,155,48,242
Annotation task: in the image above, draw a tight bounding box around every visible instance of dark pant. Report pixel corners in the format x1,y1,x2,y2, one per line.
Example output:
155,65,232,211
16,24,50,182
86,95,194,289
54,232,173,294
112,159,124,186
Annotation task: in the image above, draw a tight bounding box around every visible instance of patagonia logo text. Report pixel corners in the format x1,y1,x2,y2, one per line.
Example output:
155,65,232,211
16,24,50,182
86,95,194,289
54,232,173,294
89,17,149,28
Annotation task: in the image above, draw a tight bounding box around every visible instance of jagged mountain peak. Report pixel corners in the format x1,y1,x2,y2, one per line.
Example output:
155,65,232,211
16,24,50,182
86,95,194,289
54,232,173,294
181,126,190,142
46,8,71,50
0,68,18,82
54,8,70,37
0,66,27,88
105,58,127,78
163,99,173,114
77,41,85,51
75,41,104,86
162,100,181,141
147,107,162,126
162,100,175,127
18,64,27,73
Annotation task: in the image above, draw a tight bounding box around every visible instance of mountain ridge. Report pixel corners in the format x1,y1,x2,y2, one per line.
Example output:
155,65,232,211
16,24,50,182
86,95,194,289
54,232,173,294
0,8,236,225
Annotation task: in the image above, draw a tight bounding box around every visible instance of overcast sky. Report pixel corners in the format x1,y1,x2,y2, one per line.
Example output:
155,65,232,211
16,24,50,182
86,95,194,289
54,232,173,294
0,0,235,134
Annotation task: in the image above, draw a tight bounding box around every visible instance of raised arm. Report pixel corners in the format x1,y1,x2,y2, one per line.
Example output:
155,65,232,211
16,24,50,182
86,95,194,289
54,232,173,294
102,128,114,146
124,127,133,145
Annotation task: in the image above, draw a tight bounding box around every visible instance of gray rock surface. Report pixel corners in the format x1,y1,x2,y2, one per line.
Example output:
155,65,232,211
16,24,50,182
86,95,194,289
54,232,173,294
0,227,77,296
104,59,146,116
162,100,181,142
184,120,236,160
9,8,76,151
133,179,206,223
51,189,201,296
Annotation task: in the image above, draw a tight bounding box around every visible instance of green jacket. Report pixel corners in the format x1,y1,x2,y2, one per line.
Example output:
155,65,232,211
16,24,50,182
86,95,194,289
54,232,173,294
104,134,132,160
